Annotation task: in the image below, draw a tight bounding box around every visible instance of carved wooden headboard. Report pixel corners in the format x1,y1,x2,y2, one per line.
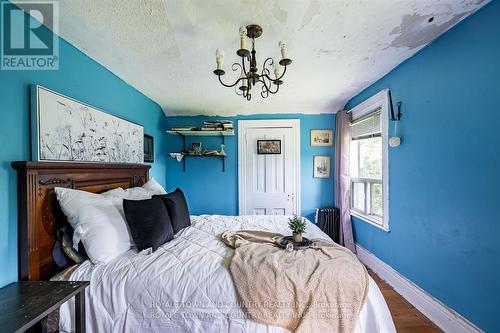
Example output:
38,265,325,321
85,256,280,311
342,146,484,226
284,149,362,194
12,161,150,281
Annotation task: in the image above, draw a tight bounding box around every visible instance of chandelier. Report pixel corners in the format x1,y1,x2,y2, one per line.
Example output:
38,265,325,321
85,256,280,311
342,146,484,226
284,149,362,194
213,24,292,101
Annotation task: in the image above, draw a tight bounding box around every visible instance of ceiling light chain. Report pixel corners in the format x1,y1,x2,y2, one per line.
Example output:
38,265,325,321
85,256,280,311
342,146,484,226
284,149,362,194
213,24,292,101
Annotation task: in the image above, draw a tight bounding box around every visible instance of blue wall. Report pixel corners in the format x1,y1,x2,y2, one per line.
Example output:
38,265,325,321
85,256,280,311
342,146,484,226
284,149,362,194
346,2,500,331
165,114,335,222
0,2,167,287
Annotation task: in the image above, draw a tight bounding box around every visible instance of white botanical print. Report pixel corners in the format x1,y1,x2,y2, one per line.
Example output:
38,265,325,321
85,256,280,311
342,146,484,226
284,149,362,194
37,87,143,163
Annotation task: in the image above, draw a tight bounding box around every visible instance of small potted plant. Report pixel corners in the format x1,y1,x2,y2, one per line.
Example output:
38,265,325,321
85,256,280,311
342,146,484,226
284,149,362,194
288,215,306,243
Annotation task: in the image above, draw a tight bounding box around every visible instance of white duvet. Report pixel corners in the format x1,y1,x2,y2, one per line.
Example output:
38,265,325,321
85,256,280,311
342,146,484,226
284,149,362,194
59,215,396,333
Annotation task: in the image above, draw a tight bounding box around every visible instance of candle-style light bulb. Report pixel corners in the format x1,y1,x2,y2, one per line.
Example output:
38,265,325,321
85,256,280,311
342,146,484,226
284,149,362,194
274,62,281,79
279,41,288,59
216,49,224,70
239,26,247,50
241,73,248,88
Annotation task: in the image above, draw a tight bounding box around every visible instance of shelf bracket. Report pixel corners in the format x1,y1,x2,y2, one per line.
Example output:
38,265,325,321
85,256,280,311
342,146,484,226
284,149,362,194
182,135,186,172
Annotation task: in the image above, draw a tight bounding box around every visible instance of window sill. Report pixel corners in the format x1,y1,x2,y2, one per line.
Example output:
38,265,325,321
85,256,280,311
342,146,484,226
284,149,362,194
350,210,390,232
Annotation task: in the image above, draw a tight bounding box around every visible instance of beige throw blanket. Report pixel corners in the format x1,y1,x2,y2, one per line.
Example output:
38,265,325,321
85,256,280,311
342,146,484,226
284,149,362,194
222,230,368,333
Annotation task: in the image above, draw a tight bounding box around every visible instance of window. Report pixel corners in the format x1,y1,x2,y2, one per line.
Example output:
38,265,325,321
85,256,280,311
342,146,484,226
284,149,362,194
349,90,389,231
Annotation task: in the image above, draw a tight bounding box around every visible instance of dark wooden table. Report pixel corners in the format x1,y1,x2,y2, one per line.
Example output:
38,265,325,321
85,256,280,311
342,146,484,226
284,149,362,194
0,281,89,333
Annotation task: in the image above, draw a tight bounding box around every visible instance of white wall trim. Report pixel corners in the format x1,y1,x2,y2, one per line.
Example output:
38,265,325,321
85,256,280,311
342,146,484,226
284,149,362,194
238,119,301,215
356,244,483,333
348,89,390,232
349,89,389,120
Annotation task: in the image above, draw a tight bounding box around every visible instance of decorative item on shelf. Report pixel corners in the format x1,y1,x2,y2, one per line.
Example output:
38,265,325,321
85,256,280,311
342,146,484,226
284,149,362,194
168,120,234,135
202,120,233,131
144,134,154,162
310,130,334,146
200,150,226,156
220,144,226,155
171,126,196,131
288,215,307,243
313,155,331,178
213,24,292,101
169,153,184,162
257,139,281,154
221,121,234,131
191,142,202,154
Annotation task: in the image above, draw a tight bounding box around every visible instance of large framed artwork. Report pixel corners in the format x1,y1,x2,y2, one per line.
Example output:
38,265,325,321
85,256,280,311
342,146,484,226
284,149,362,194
31,85,144,163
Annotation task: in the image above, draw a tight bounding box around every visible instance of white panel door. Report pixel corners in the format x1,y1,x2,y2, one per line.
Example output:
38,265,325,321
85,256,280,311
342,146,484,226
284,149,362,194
241,125,298,215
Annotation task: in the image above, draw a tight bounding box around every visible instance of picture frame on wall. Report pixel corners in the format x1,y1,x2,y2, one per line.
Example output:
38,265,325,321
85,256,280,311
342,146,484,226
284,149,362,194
144,134,154,162
191,142,202,154
257,140,281,154
31,85,144,163
310,130,333,146
313,155,331,178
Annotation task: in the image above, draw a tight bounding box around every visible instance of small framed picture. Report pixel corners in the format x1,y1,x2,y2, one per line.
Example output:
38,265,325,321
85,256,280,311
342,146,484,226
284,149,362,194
311,130,333,146
144,134,154,163
257,140,281,154
313,155,331,178
191,142,202,154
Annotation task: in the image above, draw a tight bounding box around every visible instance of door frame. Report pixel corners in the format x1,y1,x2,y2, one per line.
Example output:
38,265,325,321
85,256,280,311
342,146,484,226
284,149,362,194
238,119,301,215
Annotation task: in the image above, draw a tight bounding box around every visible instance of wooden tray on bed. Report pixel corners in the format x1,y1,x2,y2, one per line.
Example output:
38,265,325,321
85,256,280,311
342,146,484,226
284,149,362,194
276,236,313,250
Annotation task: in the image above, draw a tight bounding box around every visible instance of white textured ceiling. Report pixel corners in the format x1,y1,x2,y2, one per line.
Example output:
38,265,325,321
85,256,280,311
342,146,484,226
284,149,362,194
22,0,488,116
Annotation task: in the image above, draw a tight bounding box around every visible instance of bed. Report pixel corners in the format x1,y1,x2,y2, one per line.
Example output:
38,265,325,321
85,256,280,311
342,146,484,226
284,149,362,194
13,162,395,333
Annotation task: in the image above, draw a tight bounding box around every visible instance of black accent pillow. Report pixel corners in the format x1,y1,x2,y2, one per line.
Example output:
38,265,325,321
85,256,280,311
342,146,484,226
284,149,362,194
155,188,191,234
123,197,174,251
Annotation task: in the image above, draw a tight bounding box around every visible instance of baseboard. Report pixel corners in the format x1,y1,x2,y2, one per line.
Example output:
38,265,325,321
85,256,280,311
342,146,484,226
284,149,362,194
355,244,483,333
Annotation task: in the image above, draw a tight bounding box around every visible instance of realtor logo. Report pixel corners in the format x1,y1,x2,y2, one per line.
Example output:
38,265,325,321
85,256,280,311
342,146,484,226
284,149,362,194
1,0,59,70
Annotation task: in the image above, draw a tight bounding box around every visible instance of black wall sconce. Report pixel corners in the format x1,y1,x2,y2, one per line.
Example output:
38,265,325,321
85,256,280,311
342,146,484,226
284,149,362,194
389,90,402,121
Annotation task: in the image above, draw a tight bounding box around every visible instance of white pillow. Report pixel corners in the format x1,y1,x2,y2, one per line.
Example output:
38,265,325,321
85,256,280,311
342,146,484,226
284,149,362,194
100,187,125,198
122,177,167,200
54,187,133,265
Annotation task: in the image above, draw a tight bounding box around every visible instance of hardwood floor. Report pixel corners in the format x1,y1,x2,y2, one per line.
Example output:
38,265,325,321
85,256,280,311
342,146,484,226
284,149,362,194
368,269,443,333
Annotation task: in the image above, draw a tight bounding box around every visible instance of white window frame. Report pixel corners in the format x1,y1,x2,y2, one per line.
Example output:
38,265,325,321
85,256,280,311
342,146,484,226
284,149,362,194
349,89,390,232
